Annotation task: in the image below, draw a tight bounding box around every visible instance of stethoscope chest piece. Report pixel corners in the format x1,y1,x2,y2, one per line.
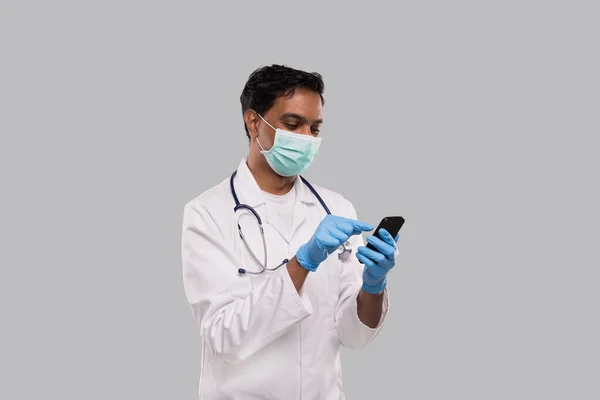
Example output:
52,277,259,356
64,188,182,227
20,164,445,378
337,241,352,260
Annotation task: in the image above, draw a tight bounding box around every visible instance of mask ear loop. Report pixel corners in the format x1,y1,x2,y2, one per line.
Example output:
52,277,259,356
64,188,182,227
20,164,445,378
256,137,268,152
255,113,278,153
257,113,277,131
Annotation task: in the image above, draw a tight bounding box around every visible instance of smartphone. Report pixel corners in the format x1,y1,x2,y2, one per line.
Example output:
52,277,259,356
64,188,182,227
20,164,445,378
365,216,405,252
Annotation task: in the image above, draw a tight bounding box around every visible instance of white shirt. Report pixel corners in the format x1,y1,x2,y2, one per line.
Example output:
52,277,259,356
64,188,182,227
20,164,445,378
261,185,296,241
181,157,390,400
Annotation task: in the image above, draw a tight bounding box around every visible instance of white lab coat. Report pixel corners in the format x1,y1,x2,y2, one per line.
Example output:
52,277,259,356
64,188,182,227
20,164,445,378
181,157,390,400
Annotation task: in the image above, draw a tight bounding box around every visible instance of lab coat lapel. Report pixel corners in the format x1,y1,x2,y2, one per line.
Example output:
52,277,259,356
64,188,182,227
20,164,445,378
234,158,266,212
235,158,290,241
290,175,319,239
290,196,307,240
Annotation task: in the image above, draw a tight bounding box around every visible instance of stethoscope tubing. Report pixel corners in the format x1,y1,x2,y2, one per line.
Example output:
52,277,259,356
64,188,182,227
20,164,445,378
230,170,350,274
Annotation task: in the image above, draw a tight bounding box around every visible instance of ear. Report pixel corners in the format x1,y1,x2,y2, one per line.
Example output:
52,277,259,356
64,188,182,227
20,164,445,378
243,110,260,139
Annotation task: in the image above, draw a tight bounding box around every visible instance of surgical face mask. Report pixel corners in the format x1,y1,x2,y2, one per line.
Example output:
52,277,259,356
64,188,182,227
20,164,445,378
256,114,322,177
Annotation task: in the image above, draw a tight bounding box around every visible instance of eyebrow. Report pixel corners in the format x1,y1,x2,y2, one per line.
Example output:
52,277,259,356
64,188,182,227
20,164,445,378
280,113,323,125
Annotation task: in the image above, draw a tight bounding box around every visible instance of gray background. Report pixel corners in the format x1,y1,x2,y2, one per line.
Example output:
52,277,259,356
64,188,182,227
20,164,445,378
1,1,598,399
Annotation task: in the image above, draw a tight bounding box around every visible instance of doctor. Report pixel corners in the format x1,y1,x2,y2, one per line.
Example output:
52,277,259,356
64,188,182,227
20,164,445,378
181,64,400,400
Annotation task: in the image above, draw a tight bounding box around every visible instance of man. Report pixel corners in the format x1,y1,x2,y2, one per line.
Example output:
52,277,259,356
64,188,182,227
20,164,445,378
181,64,400,399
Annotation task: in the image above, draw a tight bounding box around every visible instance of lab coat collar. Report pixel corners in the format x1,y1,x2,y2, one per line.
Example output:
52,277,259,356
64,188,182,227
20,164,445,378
233,157,318,209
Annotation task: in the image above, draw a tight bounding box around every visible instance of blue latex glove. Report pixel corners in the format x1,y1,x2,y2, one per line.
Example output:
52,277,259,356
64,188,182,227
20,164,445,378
296,215,374,272
356,228,400,294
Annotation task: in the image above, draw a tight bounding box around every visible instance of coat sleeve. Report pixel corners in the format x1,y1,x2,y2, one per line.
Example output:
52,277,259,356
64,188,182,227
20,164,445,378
181,201,313,364
334,200,391,349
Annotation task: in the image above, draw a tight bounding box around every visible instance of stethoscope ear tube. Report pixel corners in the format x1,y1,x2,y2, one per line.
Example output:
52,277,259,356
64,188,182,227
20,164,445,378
234,203,263,225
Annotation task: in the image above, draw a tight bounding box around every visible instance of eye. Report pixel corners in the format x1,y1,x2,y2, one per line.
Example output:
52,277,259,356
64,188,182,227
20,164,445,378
285,123,299,130
311,127,320,135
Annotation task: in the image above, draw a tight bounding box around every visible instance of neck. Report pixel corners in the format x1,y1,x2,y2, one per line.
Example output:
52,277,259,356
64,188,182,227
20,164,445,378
247,151,295,195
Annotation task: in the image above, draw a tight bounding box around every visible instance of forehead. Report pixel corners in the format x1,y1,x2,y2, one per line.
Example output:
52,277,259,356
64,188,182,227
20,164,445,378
268,88,323,121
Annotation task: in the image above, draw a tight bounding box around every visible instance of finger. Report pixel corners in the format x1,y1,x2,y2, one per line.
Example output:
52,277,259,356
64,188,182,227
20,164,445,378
337,217,373,233
365,236,395,259
316,235,340,250
352,224,370,235
356,246,386,264
378,228,396,247
335,221,356,236
328,228,349,244
394,233,399,243
356,252,376,269
353,219,375,232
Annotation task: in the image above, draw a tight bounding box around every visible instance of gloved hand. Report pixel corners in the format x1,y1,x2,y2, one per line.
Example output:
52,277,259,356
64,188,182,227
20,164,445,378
356,228,400,294
296,215,374,272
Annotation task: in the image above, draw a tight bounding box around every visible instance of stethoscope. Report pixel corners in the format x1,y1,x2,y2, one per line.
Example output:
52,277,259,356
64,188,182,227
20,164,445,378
230,170,352,274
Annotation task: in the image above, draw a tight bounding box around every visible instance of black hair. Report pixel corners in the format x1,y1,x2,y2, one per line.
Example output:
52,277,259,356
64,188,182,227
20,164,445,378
240,64,325,140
